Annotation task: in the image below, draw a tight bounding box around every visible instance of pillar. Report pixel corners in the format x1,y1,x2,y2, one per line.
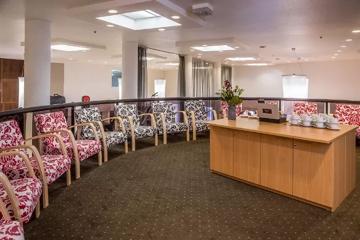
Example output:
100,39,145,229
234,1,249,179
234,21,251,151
24,19,51,107
122,41,138,99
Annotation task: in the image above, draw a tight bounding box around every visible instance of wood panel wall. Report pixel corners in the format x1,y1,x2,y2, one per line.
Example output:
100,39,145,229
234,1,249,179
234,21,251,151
0,58,23,111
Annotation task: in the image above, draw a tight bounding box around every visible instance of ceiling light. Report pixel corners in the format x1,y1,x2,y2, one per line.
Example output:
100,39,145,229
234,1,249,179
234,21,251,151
345,39,353,42
352,29,360,33
108,9,118,14
226,57,256,61
97,10,180,30
158,28,166,31
106,24,114,28
340,45,347,48
202,44,207,47
337,50,342,52
165,62,179,66
331,56,336,59
234,46,239,49
334,53,339,56
51,44,90,52
191,45,235,52
244,63,269,66
171,15,180,19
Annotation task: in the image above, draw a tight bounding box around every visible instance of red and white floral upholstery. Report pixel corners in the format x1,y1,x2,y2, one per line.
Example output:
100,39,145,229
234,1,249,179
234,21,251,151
34,112,101,162
293,102,318,115
335,104,360,137
0,219,24,240
0,120,71,185
0,177,42,223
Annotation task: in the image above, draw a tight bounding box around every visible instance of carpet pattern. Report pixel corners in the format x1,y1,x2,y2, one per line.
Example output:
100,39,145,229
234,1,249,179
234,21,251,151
24,135,360,240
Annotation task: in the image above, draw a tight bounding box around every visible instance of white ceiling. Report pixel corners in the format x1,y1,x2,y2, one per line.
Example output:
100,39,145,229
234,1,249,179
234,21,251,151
0,0,360,66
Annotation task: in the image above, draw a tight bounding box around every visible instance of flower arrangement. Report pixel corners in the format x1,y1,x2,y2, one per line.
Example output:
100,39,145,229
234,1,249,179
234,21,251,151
217,80,244,106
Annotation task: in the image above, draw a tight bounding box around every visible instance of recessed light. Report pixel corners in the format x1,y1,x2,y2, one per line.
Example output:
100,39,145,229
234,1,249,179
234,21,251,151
244,63,269,66
352,29,360,33
108,9,118,14
226,57,256,61
158,28,166,31
171,15,180,20
68,58,73,61
165,62,179,66
345,39,353,42
202,44,207,47
331,56,336,59
234,46,239,49
51,44,90,52
106,24,114,28
337,49,342,52
191,45,235,52
340,45,347,48
334,53,339,56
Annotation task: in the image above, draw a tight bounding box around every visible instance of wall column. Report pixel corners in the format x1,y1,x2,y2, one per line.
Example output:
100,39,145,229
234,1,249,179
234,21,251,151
24,19,51,107
122,41,138,99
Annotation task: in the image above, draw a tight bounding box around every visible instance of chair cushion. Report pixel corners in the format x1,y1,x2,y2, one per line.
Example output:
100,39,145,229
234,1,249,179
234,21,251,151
0,219,24,240
133,126,156,139
335,104,360,137
159,122,188,135
114,104,140,130
185,100,208,122
189,121,208,132
105,131,127,147
0,177,42,223
67,140,101,162
293,102,318,115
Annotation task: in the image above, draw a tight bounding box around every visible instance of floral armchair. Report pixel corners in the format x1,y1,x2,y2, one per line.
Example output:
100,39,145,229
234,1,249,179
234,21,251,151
75,107,128,161
185,100,217,140
335,104,360,137
0,120,71,208
114,104,158,151
293,102,318,115
0,193,24,239
0,152,42,223
152,102,189,144
34,111,102,179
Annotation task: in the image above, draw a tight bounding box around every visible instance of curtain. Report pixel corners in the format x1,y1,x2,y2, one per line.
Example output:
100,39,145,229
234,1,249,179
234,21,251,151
221,65,232,84
138,46,147,98
192,59,214,97
178,55,186,97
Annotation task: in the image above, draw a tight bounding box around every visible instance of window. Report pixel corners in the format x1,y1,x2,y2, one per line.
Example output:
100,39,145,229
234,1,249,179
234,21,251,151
154,79,166,98
282,75,309,98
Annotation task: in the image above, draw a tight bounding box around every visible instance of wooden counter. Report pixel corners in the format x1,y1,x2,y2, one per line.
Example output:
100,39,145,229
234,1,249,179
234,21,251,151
209,118,357,211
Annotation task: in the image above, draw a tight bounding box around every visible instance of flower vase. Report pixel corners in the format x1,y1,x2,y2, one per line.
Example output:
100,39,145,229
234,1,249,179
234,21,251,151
228,105,237,120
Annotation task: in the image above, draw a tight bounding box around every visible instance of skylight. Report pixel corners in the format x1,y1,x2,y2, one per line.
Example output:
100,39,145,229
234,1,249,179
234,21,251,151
96,9,181,30
191,45,235,52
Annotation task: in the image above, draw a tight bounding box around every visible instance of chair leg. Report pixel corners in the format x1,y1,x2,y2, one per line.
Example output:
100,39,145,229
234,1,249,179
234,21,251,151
186,130,190,142
193,130,197,141
66,170,71,186
35,202,40,218
43,184,49,209
163,132,167,145
103,144,108,163
132,136,136,151
155,133,158,146
124,140,128,154
75,158,81,179
98,151,102,166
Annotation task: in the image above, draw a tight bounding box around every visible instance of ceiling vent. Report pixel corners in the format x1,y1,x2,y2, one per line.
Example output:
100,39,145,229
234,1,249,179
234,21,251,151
192,2,214,16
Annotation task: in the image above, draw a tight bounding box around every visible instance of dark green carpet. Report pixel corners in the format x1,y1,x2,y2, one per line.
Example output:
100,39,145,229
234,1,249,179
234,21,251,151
24,135,360,240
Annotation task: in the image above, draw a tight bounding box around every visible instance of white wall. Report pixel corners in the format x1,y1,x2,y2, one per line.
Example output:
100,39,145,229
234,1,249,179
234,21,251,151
64,62,121,103
233,59,360,100
147,68,178,97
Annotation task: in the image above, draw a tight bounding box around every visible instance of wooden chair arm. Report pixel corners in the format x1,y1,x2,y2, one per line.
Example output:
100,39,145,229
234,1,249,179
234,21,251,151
190,111,196,131
127,116,135,137
102,117,126,133
160,113,167,134
25,133,67,156
139,113,156,128
69,122,100,142
0,173,21,221
0,151,36,178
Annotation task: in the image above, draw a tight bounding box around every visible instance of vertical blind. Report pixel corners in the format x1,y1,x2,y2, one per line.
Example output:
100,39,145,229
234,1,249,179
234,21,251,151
192,59,214,97
221,65,232,84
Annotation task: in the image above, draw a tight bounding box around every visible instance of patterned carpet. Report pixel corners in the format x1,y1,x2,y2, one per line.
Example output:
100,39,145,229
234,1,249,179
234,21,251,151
24,135,360,240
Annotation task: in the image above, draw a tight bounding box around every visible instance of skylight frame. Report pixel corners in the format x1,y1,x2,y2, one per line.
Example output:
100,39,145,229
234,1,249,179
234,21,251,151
96,9,181,30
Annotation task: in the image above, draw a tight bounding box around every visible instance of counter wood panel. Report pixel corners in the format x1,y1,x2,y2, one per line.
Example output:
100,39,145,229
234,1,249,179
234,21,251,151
209,118,357,211
260,135,293,194
210,127,234,176
233,131,260,184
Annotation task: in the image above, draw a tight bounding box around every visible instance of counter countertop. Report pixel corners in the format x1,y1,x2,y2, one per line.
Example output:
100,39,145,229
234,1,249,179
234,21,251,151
208,118,357,144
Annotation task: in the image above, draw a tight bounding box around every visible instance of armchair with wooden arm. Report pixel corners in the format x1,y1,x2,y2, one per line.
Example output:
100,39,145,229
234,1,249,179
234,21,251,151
160,111,190,144
102,116,128,154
